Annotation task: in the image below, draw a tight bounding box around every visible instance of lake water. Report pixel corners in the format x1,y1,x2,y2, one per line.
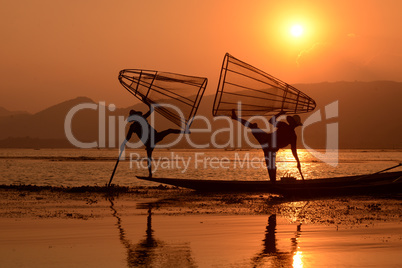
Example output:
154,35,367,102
0,148,401,187
1,209,401,268
1,148,402,267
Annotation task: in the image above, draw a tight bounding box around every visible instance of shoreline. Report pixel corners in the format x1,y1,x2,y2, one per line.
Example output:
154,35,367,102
1,187,401,267
1,186,401,225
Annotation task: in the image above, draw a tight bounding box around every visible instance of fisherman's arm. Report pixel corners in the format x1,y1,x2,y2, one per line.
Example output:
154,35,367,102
269,111,286,126
143,99,156,119
291,141,305,180
231,109,258,128
143,108,152,119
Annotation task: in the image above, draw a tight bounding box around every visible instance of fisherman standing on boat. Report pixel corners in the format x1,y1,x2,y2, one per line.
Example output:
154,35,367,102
231,109,304,182
120,101,186,178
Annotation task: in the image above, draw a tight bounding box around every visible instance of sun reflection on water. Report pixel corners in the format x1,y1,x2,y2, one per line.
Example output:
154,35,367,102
293,251,303,268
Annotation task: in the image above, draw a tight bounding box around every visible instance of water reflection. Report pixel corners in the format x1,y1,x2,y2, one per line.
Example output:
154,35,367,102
252,214,302,268
109,199,305,267
109,198,196,267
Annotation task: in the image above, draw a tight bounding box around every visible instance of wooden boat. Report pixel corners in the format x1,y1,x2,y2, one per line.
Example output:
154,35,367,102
137,171,402,198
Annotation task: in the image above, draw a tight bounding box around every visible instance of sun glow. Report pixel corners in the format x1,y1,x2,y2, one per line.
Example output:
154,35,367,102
293,251,304,268
290,24,304,37
261,5,323,65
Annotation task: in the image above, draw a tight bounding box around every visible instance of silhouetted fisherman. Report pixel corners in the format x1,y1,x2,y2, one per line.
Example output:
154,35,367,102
231,109,304,182
120,102,187,177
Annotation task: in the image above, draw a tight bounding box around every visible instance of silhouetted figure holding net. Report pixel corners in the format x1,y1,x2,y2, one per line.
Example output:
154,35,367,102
231,109,304,182
120,102,187,178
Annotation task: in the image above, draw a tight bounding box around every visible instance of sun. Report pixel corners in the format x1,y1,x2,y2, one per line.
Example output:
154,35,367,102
290,24,304,37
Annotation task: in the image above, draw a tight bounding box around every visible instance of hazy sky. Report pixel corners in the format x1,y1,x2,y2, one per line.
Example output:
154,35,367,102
1,0,402,112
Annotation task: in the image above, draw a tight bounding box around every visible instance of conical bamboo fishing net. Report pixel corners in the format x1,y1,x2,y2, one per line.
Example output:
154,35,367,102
213,53,316,116
119,69,207,128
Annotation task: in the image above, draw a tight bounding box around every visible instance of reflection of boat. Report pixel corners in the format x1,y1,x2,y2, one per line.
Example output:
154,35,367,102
137,171,402,198
109,199,196,267
252,214,301,267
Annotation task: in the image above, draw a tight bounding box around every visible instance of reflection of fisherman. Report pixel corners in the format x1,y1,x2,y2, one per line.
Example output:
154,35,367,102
231,109,304,182
109,199,160,266
120,102,187,178
263,214,277,254
252,214,302,267
109,199,196,267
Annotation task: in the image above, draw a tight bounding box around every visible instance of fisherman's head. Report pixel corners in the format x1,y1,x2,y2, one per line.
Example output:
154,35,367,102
127,109,143,122
286,115,303,127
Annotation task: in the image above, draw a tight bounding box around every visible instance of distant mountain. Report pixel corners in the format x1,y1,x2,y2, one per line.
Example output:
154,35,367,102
0,96,145,148
0,107,29,117
0,82,401,149
188,81,402,149
0,97,98,145
297,81,402,149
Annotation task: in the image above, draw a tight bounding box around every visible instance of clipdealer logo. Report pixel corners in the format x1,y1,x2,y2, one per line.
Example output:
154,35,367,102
64,101,339,167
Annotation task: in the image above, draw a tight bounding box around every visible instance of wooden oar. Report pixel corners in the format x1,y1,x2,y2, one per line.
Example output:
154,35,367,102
353,163,402,181
108,150,124,187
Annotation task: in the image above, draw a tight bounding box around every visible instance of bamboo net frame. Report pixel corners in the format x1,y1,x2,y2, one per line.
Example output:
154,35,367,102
213,53,316,116
119,69,207,128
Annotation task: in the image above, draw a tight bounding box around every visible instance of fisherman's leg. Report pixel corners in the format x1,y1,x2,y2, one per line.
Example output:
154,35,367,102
146,148,153,178
268,168,277,183
265,151,277,183
155,129,184,144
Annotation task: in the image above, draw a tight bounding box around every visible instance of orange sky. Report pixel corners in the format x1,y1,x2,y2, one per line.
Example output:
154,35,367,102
1,0,402,112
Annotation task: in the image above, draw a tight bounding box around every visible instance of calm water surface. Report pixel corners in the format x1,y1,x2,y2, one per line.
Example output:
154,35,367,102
1,148,401,267
1,148,401,186
2,212,401,268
